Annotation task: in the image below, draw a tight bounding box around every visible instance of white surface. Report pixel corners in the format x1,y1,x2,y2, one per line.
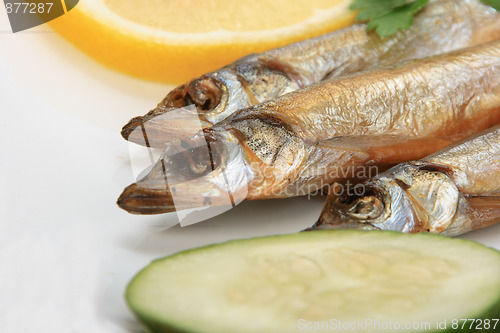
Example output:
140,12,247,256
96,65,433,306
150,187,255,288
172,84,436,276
1,10,500,333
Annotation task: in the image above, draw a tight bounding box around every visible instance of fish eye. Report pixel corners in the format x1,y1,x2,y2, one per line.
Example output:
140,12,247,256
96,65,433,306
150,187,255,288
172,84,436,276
346,196,384,220
184,76,223,111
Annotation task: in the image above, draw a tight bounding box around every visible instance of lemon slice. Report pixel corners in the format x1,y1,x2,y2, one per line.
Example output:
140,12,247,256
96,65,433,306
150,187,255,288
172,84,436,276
49,0,356,83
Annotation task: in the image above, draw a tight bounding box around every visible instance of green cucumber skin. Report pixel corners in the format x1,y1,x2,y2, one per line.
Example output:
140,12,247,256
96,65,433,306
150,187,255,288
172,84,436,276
133,316,188,333
126,230,500,333
455,301,500,333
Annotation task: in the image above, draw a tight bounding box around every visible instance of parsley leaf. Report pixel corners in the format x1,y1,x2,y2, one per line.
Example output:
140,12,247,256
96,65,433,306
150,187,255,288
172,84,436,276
351,0,429,38
351,0,411,21
481,0,500,10
351,0,499,38
367,0,429,37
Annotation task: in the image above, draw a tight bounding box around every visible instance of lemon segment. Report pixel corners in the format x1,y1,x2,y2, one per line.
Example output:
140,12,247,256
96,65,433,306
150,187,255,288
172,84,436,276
49,0,356,83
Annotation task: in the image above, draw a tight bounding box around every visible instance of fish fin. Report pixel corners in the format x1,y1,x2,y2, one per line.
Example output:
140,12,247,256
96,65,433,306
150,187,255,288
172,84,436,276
442,196,500,236
466,196,500,231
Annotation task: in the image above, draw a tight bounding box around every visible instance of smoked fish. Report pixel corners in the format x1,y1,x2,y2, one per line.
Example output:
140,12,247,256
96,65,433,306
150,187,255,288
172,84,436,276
310,126,500,236
121,0,500,148
118,41,500,215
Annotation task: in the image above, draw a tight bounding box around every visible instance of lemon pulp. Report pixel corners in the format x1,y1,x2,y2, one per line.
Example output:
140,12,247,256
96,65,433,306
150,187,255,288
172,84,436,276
50,0,356,83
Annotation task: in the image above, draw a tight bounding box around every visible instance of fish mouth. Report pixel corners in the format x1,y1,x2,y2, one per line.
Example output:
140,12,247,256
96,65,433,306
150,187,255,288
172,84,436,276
117,130,252,217
117,183,175,215
305,221,380,231
120,104,213,149
121,76,226,148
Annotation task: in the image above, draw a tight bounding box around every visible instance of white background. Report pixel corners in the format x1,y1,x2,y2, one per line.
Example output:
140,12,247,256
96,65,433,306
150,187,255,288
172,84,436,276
1,7,500,333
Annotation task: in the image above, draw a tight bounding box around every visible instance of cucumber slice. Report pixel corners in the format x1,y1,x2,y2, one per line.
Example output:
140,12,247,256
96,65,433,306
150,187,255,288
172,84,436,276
126,231,500,333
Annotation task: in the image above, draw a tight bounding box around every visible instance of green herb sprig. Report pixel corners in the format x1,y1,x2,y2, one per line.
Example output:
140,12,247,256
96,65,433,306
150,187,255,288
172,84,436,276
482,0,500,10
351,0,499,38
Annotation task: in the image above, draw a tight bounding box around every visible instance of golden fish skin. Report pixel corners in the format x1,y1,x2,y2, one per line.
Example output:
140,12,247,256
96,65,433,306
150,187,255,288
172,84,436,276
220,40,500,197
117,41,500,215
311,126,500,236
121,0,500,148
